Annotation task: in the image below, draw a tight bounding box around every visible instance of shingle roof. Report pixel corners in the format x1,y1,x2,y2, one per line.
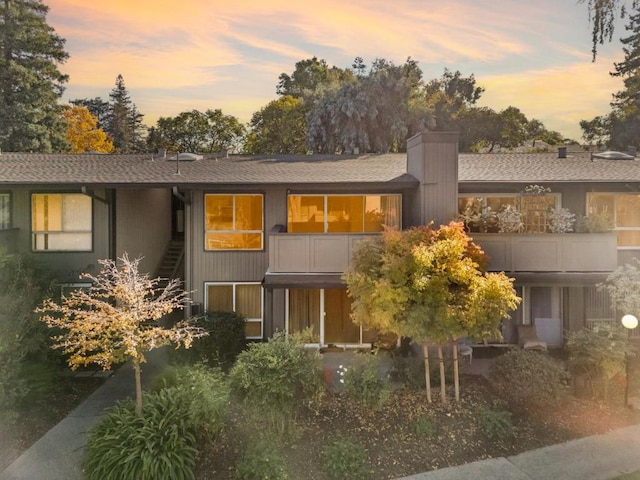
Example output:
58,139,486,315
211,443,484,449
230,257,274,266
0,152,414,186
459,152,640,183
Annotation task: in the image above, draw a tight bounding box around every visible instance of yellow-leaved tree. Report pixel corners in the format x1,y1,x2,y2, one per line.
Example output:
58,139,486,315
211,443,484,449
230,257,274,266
38,254,205,416
63,106,114,153
345,222,520,403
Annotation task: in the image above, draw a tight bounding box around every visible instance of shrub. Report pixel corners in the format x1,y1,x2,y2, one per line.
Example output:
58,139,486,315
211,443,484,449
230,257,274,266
489,348,569,409
84,389,198,480
229,332,323,437
322,437,370,480
475,404,513,439
235,438,288,480
341,353,391,410
170,310,247,369
151,364,230,441
414,413,438,438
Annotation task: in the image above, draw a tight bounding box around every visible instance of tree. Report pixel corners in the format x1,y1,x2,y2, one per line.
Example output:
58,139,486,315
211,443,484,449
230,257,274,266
580,0,640,60
63,106,114,153
70,97,110,129
38,254,205,417
245,96,307,154
149,108,245,154
276,56,353,98
105,75,146,153
0,0,69,152
344,223,520,403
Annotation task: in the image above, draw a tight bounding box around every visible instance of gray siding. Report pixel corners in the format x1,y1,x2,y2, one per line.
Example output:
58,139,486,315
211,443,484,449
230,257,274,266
116,188,172,275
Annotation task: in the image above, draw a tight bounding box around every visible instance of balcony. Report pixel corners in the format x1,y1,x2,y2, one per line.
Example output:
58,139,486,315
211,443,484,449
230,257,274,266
470,233,617,272
268,228,377,273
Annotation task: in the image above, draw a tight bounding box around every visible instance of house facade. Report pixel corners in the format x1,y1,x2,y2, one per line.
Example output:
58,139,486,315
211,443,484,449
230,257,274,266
0,131,637,346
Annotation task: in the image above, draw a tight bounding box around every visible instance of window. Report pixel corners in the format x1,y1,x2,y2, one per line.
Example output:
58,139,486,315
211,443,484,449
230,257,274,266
31,193,92,251
287,194,401,233
205,282,263,339
587,193,640,248
0,193,10,229
205,194,263,250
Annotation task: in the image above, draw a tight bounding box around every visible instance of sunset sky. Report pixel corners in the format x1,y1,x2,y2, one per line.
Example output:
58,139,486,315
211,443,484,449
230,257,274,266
46,0,628,141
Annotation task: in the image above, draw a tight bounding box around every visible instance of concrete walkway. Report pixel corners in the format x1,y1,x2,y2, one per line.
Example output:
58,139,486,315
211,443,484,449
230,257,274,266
2,349,640,480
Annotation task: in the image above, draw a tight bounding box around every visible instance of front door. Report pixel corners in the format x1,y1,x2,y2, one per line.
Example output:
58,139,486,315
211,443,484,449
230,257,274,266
324,289,359,345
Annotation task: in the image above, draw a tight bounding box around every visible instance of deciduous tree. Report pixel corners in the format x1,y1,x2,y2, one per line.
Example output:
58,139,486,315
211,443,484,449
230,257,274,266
63,106,114,153
38,254,205,417
0,0,69,152
345,223,519,403
245,96,307,154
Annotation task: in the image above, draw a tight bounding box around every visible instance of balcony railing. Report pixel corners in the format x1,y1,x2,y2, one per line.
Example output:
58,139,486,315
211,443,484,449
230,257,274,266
470,232,617,272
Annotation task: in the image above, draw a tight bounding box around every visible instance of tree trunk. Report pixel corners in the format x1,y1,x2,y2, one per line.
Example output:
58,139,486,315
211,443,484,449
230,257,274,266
133,360,143,417
453,341,460,402
422,343,431,403
438,345,447,404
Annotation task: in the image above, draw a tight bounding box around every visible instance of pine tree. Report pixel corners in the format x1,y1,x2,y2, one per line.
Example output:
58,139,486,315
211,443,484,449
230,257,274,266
105,75,146,153
0,0,69,152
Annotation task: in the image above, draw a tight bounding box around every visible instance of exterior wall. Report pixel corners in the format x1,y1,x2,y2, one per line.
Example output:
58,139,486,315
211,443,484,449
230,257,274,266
115,188,172,275
6,187,110,281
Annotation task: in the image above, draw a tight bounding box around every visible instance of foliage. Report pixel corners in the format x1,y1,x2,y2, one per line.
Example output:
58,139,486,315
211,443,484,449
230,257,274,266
414,413,438,438
0,0,69,152
580,0,639,60
84,390,198,480
229,332,324,436
106,75,146,153
341,353,392,410
496,205,523,233
151,364,230,441
549,207,576,233
322,437,370,480
172,310,247,369
63,106,114,153
148,108,245,154
0,252,55,414
38,254,206,416
474,404,513,439
389,350,456,389
567,323,633,400
489,349,570,409
235,438,288,480
598,259,640,319
245,95,307,154
575,212,614,232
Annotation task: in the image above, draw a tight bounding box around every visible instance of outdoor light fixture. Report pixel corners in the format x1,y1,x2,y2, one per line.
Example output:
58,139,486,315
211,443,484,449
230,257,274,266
621,314,638,408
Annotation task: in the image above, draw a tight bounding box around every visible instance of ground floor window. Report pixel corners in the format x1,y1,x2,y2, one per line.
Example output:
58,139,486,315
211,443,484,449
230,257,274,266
205,282,263,339
0,193,10,229
286,288,375,346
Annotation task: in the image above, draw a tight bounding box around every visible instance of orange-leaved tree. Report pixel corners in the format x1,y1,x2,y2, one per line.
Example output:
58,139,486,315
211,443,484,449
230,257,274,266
38,254,205,416
344,222,520,403
63,105,114,153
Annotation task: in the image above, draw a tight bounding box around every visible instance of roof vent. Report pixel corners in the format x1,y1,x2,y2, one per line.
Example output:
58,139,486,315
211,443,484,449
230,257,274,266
167,153,202,162
558,147,567,159
591,151,636,160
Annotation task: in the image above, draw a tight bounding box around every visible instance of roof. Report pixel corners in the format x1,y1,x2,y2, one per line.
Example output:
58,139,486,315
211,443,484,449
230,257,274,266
459,151,640,183
0,152,415,187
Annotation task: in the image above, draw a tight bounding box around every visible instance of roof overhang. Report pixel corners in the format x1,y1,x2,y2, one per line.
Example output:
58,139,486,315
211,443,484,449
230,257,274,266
262,272,345,290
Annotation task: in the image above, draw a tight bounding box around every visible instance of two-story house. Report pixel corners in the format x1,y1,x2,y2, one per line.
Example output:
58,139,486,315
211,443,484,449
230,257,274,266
0,131,635,347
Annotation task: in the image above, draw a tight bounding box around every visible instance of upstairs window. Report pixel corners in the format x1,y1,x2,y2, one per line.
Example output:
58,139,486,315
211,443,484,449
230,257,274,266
287,194,401,233
587,193,640,248
31,193,92,251
0,193,10,229
205,194,263,250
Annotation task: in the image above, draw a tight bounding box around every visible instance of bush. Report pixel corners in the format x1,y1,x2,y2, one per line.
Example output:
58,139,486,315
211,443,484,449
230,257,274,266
414,413,438,438
151,364,230,441
235,438,288,480
171,310,246,369
84,389,198,480
341,353,391,409
322,437,370,480
489,348,569,409
475,404,513,440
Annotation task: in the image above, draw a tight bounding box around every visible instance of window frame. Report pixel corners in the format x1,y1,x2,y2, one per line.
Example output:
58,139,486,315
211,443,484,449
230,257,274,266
0,192,11,230
204,193,264,251
204,281,264,340
587,192,640,250
31,192,93,252
287,193,402,233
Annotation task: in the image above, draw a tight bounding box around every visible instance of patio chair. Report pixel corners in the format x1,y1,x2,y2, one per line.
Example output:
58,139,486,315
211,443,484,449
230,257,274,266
517,324,547,351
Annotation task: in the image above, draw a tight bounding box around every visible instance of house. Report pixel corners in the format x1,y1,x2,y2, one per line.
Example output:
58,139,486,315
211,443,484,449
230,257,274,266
0,131,637,347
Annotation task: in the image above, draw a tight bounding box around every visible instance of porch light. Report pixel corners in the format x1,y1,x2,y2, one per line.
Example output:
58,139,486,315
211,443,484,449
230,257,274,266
621,314,638,408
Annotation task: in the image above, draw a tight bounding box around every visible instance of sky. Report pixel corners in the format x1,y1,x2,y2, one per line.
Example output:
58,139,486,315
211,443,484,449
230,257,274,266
46,0,629,141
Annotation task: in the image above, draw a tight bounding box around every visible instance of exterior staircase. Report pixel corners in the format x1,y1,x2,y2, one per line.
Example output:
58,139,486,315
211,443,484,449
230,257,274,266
155,239,184,286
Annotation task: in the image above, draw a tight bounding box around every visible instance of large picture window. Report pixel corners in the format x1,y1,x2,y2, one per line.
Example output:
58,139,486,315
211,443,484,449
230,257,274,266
287,194,401,233
31,193,92,251
0,193,10,229
205,194,263,250
205,282,263,339
588,193,640,248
